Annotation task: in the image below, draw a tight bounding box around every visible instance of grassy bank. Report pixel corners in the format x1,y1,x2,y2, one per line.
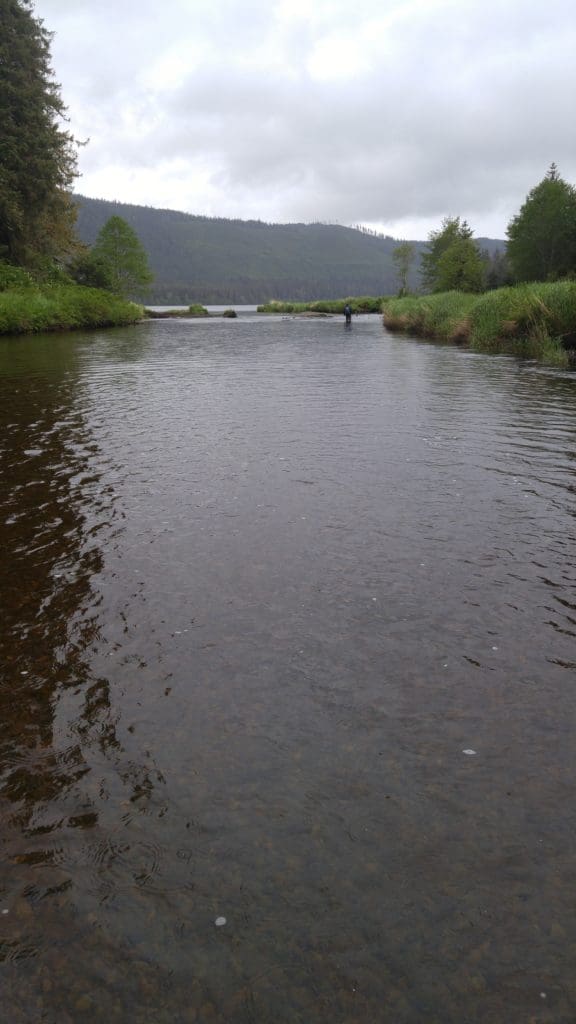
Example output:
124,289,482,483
145,306,240,319
257,296,385,314
382,282,576,366
0,285,143,336
144,304,209,319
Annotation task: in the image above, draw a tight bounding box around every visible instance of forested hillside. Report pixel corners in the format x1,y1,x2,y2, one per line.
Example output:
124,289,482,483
74,196,504,304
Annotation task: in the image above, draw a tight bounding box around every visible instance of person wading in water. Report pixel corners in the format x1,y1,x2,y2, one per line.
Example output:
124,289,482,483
344,303,352,325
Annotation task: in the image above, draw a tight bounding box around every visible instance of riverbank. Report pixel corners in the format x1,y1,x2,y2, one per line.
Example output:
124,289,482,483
0,285,143,335
382,282,576,366
257,296,385,314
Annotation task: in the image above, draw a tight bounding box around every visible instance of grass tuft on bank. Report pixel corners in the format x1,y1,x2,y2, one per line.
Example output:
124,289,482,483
144,304,209,319
258,296,385,314
0,285,143,335
382,282,576,366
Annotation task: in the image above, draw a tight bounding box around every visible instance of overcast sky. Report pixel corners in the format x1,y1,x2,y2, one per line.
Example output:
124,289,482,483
34,0,576,240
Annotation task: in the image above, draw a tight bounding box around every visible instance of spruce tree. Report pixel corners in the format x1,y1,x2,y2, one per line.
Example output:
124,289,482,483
0,0,78,267
506,164,576,282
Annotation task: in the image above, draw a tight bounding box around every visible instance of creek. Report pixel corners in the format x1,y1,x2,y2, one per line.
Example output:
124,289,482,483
1,313,575,1022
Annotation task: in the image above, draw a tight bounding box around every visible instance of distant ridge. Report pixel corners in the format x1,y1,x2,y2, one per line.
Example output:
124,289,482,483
73,195,505,304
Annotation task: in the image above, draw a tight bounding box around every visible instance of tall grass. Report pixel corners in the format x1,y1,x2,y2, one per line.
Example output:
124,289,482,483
0,285,143,335
258,296,385,314
382,291,477,342
383,282,576,366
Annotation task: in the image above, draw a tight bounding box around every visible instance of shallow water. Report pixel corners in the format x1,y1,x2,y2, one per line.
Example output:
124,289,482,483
1,314,575,1023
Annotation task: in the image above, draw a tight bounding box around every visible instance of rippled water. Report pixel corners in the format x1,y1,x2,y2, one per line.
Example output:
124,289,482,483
1,314,575,1023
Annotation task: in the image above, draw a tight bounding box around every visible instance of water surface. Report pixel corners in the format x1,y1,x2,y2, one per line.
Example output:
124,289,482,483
1,315,575,1023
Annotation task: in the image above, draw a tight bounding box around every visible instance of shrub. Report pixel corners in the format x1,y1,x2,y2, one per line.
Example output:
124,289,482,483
0,261,35,292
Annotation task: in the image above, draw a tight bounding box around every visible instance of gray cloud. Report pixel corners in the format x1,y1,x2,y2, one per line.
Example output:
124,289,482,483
34,0,576,237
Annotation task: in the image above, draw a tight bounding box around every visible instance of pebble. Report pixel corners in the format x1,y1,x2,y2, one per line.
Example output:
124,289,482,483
462,749,477,756
215,917,227,927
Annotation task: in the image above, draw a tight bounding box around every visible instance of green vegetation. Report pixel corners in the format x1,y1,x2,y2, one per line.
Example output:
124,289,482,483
144,304,209,319
506,164,576,282
0,281,142,335
421,217,485,293
68,249,116,291
0,5,150,336
382,282,576,365
469,283,576,360
416,165,576,296
257,296,385,314
87,216,153,298
1,0,78,267
383,291,477,341
0,260,34,291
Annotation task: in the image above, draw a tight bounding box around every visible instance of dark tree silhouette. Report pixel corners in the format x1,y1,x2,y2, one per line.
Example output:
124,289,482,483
0,0,78,267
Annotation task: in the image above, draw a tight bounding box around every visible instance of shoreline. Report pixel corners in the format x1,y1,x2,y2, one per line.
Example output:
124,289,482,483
382,283,576,367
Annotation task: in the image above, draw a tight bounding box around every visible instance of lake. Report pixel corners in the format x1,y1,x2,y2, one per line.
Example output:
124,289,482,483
1,312,575,1023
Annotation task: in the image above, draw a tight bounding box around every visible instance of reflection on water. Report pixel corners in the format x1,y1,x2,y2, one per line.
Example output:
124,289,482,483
0,319,575,1022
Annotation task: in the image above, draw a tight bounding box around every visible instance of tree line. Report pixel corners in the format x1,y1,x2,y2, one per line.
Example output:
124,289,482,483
393,162,576,296
0,0,152,298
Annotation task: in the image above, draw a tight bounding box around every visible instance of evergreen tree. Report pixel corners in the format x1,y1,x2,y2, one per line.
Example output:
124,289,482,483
420,217,474,291
0,0,78,267
91,216,153,297
506,164,576,282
